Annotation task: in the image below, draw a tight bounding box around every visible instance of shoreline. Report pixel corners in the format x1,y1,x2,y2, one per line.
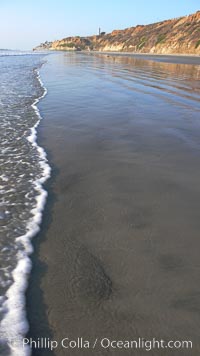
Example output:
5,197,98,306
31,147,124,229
93,50,200,57
92,51,200,65
45,48,200,57
37,49,200,65
26,168,56,356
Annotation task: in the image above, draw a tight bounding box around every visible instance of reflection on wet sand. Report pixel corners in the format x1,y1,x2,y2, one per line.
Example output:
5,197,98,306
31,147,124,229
28,52,200,355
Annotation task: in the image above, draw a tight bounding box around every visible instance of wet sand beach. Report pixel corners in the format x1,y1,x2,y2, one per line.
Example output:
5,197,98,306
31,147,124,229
27,53,200,355
95,52,200,65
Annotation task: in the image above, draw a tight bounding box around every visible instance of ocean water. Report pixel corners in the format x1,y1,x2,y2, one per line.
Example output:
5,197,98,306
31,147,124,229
0,51,50,355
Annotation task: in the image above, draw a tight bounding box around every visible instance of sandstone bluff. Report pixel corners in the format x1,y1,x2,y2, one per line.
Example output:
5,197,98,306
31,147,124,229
34,11,200,55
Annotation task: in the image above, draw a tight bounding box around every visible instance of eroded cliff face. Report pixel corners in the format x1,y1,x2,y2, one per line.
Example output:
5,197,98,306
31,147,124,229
34,11,200,55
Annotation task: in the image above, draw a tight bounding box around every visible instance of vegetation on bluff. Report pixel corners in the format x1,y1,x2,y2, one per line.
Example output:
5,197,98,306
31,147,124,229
34,11,200,55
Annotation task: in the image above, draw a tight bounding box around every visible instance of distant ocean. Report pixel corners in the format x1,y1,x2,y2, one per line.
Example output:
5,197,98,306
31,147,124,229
0,50,50,355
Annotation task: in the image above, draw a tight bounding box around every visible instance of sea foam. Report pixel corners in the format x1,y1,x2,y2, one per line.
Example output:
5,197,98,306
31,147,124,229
0,67,51,356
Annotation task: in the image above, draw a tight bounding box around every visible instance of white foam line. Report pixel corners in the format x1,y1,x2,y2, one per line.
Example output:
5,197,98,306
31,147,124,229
0,66,51,356
0,51,48,57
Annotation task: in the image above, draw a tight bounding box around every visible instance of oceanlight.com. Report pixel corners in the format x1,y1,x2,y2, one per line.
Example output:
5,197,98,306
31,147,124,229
8,337,193,351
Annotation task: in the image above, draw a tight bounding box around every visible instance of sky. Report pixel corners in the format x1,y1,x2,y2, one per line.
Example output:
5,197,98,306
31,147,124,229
0,0,199,50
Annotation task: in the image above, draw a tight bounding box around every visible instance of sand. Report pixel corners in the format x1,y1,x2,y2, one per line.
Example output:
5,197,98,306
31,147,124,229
27,52,200,355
